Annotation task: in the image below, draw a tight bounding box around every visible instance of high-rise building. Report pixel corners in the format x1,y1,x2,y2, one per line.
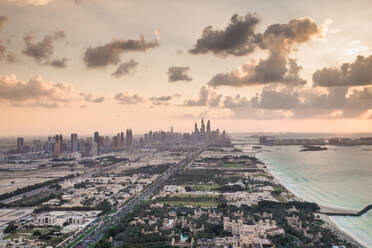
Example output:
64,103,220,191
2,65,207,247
126,129,133,146
71,133,78,152
194,123,199,134
206,120,211,138
94,131,99,144
200,119,205,134
120,132,125,147
32,140,42,153
17,137,24,152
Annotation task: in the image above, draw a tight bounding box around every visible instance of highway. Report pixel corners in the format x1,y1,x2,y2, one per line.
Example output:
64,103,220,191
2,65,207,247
67,146,205,248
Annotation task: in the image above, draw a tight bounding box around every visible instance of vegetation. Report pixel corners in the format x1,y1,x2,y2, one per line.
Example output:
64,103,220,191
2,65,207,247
123,163,173,176
0,174,76,201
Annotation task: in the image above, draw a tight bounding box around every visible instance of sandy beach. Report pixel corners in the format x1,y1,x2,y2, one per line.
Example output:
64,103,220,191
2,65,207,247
260,164,367,248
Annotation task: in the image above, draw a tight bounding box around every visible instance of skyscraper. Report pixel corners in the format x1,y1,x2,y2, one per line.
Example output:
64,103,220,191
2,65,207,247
94,131,99,144
17,137,24,152
126,129,133,146
200,118,205,134
120,132,125,147
206,120,211,138
71,133,78,152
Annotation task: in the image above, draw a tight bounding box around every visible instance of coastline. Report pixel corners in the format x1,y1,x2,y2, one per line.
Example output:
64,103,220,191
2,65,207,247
321,214,369,248
259,162,368,248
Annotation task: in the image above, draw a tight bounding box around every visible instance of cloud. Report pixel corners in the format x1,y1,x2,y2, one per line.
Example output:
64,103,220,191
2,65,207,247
208,16,323,88
223,95,250,109
7,0,50,5
0,44,6,60
91,96,104,103
251,84,303,109
313,55,372,87
182,86,209,106
49,57,68,68
0,74,74,107
23,31,67,66
0,16,7,30
6,53,17,63
209,57,306,87
149,95,172,105
112,59,138,77
168,66,192,82
114,92,145,105
221,83,372,119
83,36,159,68
189,14,262,57
182,86,222,107
80,93,105,103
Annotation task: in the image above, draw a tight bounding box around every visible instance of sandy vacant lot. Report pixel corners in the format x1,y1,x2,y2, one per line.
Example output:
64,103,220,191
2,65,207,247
0,166,88,195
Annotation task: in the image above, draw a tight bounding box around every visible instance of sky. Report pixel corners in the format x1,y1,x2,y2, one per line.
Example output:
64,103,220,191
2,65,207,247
0,0,372,136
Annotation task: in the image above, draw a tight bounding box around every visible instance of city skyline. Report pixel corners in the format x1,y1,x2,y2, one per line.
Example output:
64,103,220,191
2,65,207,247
1,0,372,135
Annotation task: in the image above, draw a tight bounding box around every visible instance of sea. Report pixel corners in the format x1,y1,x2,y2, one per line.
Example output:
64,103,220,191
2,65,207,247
230,133,372,248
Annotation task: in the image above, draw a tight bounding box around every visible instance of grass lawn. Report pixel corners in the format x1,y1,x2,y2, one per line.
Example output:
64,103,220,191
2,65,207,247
251,173,269,178
222,163,244,168
274,194,287,202
178,194,218,198
159,201,218,207
2,233,19,240
182,184,220,191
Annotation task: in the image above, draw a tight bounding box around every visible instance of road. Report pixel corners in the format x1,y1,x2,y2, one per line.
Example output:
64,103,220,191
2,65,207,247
68,146,205,248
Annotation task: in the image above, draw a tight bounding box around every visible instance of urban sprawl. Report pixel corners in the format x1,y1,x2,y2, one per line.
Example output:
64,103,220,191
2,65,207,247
0,120,364,248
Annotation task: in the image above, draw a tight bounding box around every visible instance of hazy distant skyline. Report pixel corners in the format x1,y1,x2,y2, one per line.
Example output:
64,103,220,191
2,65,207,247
0,0,372,135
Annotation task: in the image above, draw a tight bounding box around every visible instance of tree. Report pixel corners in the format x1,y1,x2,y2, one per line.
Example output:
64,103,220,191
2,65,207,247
4,222,17,233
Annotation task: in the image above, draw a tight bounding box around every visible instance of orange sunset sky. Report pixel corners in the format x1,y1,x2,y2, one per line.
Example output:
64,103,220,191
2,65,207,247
0,0,372,135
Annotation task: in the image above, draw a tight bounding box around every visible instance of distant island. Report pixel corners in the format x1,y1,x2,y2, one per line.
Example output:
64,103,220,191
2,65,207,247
300,145,328,152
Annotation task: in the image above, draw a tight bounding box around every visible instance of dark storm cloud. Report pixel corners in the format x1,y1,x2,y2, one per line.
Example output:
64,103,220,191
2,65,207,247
208,17,323,88
83,36,159,68
114,92,145,105
168,66,192,82
112,59,138,77
23,30,67,66
189,14,262,57
313,55,372,87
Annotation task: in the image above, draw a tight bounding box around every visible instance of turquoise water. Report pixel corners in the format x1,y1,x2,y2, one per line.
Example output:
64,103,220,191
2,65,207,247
232,136,372,247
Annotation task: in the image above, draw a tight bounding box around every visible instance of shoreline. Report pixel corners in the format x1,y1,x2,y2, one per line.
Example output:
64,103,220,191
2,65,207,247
258,159,368,248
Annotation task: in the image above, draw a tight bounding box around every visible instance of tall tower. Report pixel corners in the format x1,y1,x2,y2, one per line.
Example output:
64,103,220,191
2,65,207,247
120,132,125,147
17,137,24,152
94,131,99,144
194,122,199,134
200,118,205,134
206,120,211,138
71,133,78,152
